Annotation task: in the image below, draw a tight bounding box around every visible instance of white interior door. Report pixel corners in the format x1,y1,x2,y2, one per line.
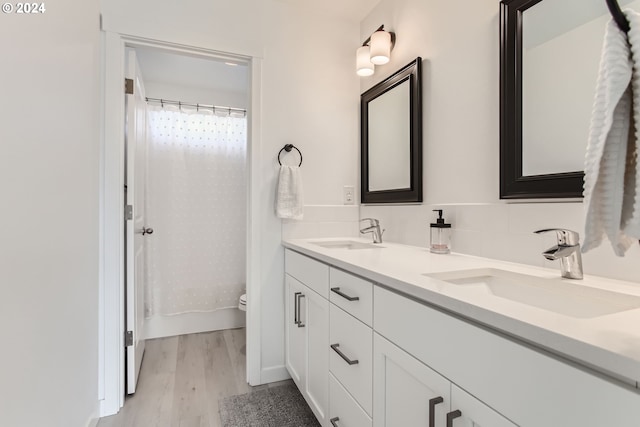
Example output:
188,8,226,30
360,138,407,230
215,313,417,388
125,48,148,394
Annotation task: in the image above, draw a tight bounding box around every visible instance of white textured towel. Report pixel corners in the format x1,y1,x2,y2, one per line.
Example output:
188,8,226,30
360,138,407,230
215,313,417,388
276,165,304,220
584,10,640,256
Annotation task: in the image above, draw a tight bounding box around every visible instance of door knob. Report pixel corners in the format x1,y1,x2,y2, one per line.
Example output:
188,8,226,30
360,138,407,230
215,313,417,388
142,227,154,235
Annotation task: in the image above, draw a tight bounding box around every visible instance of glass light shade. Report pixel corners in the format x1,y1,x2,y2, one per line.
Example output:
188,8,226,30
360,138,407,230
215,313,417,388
370,30,391,65
356,45,374,76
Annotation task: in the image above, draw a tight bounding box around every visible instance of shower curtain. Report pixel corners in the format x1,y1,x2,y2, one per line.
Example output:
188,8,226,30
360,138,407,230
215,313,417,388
145,104,247,317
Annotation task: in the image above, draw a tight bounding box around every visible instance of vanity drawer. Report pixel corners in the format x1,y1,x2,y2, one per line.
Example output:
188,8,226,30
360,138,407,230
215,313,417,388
329,373,372,427
330,268,373,327
285,249,329,298
329,304,372,416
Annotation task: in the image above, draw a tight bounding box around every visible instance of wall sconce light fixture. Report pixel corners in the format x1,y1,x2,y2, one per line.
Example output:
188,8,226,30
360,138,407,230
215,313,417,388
357,25,395,76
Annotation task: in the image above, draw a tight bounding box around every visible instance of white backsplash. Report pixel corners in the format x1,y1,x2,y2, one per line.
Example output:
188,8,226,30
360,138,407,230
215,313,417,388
361,202,640,283
282,205,360,240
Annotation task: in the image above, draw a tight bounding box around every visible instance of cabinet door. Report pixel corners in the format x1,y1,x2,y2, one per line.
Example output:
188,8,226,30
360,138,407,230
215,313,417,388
373,333,451,427
447,384,517,427
285,275,306,388
304,285,329,425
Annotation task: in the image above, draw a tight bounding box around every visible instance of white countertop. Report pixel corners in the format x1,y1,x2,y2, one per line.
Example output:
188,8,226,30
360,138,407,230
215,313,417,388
282,237,640,386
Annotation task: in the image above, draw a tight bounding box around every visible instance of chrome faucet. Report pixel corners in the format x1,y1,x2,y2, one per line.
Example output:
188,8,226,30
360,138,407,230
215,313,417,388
534,228,583,280
360,218,385,243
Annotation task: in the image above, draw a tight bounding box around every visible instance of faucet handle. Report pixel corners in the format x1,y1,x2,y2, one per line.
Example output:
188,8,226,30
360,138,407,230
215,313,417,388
534,228,580,246
360,218,379,226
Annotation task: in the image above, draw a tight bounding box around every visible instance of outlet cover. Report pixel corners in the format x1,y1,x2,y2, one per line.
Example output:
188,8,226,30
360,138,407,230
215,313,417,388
343,185,355,205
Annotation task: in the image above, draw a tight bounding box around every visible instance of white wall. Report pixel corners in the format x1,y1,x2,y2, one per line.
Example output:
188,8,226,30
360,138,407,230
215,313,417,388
101,0,360,383
144,81,248,110
0,1,100,426
360,0,639,283
135,46,250,109
361,0,499,204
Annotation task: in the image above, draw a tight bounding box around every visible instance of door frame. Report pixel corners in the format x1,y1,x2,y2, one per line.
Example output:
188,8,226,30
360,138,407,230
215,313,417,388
99,31,263,417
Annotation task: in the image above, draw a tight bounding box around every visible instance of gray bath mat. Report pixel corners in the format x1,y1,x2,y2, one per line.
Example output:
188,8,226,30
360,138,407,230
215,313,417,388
219,382,320,427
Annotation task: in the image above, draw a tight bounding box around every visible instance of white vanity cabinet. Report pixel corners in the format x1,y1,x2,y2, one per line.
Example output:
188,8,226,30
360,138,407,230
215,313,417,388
285,251,330,426
286,249,374,427
449,384,516,427
328,266,375,427
373,333,514,427
285,275,306,386
373,333,451,427
285,245,640,427
374,285,640,426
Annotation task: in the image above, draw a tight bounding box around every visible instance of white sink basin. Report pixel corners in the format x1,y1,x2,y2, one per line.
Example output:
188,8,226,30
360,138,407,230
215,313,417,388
310,240,384,250
425,268,640,319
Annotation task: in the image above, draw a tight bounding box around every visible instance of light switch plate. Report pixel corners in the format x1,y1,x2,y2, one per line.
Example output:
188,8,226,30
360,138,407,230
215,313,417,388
343,185,355,205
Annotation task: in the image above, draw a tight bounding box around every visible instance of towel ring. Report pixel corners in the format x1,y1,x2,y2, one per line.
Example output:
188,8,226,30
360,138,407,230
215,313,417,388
278,144,303,167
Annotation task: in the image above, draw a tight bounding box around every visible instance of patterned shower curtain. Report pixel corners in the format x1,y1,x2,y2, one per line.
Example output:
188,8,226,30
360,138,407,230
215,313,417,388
145,104,247,316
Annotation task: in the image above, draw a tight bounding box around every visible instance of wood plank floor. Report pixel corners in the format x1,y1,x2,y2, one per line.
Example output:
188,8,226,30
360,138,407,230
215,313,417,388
98,328,291,427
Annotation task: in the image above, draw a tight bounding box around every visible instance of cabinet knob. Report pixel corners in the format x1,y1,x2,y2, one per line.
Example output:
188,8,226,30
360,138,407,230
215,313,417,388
446,409,462,427
330,417,340,427
429,396,444,427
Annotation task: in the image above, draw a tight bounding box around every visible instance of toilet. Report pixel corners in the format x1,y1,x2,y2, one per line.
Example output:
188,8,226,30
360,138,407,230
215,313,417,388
238,293,247,311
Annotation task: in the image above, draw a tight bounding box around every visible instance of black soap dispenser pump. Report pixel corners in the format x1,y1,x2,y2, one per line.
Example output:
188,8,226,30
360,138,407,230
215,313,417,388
430,209,451,254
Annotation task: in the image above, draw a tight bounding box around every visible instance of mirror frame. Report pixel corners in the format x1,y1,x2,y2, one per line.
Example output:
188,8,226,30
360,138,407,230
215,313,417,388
500,0,585,199
361,57,423,204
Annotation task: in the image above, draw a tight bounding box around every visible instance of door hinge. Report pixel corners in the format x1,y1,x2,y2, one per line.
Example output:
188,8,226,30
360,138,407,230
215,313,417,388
125,331,133,347
125,78,134,95
125,204,133,220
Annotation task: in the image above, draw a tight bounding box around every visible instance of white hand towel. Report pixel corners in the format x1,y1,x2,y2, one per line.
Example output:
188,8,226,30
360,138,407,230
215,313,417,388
276,165,304,220
584,10,640,255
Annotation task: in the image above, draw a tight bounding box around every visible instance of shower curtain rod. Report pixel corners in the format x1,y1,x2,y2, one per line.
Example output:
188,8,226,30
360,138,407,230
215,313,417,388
145,97,247,115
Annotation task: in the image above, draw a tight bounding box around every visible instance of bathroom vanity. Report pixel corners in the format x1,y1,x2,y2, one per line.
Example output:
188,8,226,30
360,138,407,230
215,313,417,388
283,238,640,427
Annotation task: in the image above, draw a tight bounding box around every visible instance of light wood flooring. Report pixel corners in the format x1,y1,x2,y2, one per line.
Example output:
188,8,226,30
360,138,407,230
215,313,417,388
98,328,291,427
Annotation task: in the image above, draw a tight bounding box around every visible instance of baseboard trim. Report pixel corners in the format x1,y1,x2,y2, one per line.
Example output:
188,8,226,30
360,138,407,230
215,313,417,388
260,365,291,384
145,308,246,339
86,408,100,427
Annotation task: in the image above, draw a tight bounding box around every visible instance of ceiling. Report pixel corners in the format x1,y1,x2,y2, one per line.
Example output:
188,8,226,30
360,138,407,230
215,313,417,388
275,0,381,22
135,47,249,95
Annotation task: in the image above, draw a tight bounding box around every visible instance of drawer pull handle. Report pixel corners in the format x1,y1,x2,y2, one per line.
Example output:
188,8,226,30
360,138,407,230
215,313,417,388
293,292,301,325
331,287,360,301
446,409,462,427
330,417,340,427
330,343,359,365
295,292,305,328
428,396,444,427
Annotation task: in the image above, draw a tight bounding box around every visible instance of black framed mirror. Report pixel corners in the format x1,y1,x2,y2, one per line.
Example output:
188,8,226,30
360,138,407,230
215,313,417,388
500,0,585,199
361,57,422,204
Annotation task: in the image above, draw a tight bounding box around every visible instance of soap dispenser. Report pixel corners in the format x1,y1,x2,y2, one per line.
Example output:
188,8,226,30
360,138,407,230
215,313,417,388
430,209,451,254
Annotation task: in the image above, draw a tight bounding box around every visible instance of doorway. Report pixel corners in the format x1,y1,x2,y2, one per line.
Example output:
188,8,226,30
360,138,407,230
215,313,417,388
125,45,250,394
100,33,263,417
